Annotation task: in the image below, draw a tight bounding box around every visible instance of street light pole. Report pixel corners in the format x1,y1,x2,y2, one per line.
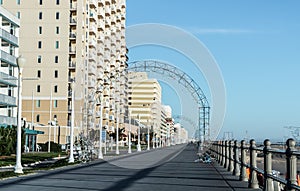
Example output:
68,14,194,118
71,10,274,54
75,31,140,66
147,120,150,151
68,80,75,163
128,110,132,154
98,92,103,159
15,55,25,174
116,108,119,155
137,114,141,152
48,90,52,153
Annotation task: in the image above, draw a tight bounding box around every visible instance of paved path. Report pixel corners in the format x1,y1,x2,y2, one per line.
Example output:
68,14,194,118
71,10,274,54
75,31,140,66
0,144,259,191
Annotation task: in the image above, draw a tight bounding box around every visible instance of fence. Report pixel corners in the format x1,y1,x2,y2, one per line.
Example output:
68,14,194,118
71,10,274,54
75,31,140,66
210,138,300,191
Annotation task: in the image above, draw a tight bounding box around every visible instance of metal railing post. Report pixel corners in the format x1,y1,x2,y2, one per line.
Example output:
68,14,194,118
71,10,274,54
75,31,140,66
217,141,221,163
263,139,274,191
249,139,259,188
221,141,225,166
228,140,234,172
233,140,240,176
286,138,297,191
240,140,247,181
224,140,228,168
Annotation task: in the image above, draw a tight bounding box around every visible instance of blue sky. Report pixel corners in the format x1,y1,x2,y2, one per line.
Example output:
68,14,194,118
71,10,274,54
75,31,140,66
126,1,300,141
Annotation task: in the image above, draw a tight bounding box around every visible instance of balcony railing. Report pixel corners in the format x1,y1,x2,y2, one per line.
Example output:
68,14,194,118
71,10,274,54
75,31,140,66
0,71,17,87
0,93,16,107
0,115,17,126
0,50,17,67
0,29,18,46
210,139,300,190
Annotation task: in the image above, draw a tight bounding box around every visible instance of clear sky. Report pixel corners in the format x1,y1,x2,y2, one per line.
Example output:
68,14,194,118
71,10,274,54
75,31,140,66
126,0,300,141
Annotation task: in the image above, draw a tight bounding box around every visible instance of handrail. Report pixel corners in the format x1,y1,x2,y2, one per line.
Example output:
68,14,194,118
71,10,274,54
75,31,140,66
210,138,300,191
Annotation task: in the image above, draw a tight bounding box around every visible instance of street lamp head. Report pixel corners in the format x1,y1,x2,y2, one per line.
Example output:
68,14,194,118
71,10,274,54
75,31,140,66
17,55,26,69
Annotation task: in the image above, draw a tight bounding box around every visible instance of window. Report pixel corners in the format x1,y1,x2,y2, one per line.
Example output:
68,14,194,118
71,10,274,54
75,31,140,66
37,70,41,78
56,12,59,20
0,0,2,5
38,55,41,63
39,26,42,34
54,100,58,108
39,12,42,19
54,70,58,78
36,100,40,108
37,85,40,92
17,0,20,5
55,56,58,63
36,114,40,122
56,0,59,5
38,41,42,48
16,12,20,19
55,41,59,49
39,0,42,5
56,26,59,34
54,85,58,93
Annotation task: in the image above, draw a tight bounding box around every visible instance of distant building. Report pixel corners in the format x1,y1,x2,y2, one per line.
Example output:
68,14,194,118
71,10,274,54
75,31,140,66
174,123,188,144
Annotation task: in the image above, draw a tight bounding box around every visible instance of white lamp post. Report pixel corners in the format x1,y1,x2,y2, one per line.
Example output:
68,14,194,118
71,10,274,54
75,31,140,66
98,91,103,159
137,114,141,152
68,80,75,163
116,106,119,155
15,55,25,174
128,110,132,154
147,119,150,151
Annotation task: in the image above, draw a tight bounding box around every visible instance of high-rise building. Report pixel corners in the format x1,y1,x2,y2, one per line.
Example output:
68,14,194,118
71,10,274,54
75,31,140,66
0,6,20,127
2,0,128,145
128,72,164,145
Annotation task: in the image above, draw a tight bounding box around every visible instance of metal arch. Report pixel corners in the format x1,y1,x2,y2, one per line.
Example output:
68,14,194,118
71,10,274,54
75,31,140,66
128,60,210,142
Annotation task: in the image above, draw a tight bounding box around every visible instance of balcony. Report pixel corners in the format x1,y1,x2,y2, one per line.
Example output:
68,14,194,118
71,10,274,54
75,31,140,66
69,32,76,40
96,71,103,80
69,47,76,55
70,18,77,25
96,85,103,93
103,89,109,97
89,37,97,48
96,111,101,118
0,93,16,107
0,72,17,87
103,101,109,108
88,63,96,75
0,29,18,47
88,122,94,128
105,6,111,16
89,10,97,22
88,109,94,116
70,3,77,11
89,0,97,8
0,50,17,67
0,115,17,126
69,61,76,69
103,113,109,120
110,104,115,111
88,78,96,88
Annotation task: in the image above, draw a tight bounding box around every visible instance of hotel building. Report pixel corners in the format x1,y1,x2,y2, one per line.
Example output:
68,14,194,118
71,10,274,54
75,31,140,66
1,0,128,145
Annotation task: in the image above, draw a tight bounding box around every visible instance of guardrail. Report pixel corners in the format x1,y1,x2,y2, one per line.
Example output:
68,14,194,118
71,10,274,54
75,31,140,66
210,138,300,191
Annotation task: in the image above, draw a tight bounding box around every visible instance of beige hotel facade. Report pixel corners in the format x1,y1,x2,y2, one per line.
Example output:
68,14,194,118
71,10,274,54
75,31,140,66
2,0,128,145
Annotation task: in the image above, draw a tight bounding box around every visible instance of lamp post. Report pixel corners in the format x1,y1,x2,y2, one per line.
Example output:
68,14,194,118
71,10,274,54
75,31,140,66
68,80,75,163
147,119,150,151
116,107,119,155
48,89,52,153
128,110,132,154
137,114,141,152
15,55,25,174
98,90,103,159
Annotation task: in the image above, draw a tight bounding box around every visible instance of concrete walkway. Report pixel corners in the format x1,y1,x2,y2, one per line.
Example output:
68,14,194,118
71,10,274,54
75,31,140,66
0,144,260,191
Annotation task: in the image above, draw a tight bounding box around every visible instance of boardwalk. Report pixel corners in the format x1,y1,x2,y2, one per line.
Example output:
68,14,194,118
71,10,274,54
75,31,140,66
0,144,259,191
